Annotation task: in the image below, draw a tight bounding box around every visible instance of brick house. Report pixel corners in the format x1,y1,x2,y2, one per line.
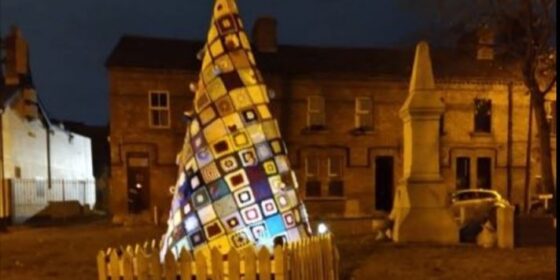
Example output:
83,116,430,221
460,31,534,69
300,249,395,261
106,18,556,220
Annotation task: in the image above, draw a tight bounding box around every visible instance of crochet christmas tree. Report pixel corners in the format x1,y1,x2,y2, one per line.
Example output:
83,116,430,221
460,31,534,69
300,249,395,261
160,0,311,258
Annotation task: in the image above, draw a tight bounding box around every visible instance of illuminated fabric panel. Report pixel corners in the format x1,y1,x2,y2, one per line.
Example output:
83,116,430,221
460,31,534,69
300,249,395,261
160,0,311,259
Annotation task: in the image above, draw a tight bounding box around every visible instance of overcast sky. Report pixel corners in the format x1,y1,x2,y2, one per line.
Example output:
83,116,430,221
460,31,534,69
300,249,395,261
1,0,440,125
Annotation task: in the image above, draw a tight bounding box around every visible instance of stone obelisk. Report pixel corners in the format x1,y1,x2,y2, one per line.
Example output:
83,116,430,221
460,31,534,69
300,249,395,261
392,41,458,244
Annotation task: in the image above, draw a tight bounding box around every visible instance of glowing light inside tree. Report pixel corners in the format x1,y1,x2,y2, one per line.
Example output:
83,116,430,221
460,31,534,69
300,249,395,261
160,0,311,259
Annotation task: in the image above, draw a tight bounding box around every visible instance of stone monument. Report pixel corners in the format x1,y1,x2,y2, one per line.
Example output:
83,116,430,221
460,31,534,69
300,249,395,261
391,41,458,244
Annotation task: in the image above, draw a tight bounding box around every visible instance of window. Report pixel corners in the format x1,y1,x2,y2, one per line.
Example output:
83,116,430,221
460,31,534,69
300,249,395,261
327,156,343,177
305,156,321,197
546,100,556,135
328,181,344,197
327,156,344,197
476,157,492,189
456,157,470,190
307,96,325,129
305,156,319,178
474,98,492,133
149,91,170,128
355,97,373,130
305,181,322,197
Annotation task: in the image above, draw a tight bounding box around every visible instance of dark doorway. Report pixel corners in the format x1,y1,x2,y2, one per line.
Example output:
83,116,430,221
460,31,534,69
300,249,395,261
375,156,394,212
127,154,150,213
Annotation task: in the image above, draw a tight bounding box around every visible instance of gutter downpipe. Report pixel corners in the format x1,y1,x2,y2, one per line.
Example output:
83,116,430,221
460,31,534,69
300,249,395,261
523,95,533,213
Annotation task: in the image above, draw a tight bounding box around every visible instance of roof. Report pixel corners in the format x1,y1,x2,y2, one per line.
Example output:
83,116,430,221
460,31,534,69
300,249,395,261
106,35,520,82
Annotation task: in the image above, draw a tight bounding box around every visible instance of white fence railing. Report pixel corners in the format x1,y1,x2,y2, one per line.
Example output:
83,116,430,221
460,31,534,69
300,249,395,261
9,178,96,223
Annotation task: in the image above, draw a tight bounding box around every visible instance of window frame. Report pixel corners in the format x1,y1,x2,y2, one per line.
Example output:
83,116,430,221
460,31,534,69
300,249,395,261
306,95,326,129
354,97,373,130
327,156,344,178
304,155,322,198
455,157,471,190
148,90,171,129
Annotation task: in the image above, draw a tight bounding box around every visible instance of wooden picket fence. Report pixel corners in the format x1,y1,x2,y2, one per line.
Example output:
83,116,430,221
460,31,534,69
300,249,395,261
97,234,339,280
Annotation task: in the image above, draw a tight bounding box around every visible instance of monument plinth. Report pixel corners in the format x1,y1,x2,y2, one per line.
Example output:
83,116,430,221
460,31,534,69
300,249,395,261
392,41,458,244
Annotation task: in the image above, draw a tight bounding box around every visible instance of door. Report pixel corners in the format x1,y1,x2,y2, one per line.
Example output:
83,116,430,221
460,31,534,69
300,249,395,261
375,156,394,212
127,154,150,214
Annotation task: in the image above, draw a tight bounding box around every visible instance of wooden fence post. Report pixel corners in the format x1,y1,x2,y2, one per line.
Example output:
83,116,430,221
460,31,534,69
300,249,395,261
164,251,177,280
195,250,208,280
149,247,162,279
211,248,224,280
122,250,134,280
228,249,241,280
274,245,286,280
244,247,257,280
135,245,149,280
258,247,272,280
179,248,193,280
108,250,121,280
96,250,107,280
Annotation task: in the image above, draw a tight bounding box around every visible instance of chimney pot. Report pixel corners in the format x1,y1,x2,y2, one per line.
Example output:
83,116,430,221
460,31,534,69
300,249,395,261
476,25,495,60
252,17,278,53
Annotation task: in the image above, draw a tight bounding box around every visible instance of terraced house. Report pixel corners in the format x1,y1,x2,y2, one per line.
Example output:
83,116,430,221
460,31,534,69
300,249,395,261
1,27,95,224
106,18,556,221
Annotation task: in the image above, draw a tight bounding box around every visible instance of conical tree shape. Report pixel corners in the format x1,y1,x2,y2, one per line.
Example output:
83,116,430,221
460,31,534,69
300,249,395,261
160,0,311,259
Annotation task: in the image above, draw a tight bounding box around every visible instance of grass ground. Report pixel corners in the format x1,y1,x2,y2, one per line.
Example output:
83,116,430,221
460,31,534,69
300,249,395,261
0,219,556,280
338,235,556,280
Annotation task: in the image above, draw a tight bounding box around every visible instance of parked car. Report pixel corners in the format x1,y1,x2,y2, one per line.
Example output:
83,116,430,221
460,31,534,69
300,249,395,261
449,189,511,228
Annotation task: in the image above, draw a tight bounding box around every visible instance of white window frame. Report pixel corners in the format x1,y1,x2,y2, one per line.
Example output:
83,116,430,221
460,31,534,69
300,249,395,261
307,95,325,128
327,156,343,178
305,156,319,178
149,91,171,128
355,97,373,130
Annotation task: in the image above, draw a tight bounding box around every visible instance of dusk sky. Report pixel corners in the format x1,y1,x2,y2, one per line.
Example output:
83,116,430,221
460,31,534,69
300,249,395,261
1,0,446,125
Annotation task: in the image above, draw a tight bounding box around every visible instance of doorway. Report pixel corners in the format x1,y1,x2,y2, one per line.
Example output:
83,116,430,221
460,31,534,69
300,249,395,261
375,156,394,212
127,154,150,214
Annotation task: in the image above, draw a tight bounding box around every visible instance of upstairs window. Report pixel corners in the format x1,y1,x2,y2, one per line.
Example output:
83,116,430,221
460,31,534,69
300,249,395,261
307,96,325,130
149,91,170,128
355,97,373,131
327,156,344,197
474,98,492,133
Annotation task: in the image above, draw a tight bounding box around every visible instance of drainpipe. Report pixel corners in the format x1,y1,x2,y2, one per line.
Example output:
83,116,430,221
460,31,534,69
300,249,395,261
46,122,51,189
0,108,6,227
506,82,513,201
523,95,533,213
35,97,52,190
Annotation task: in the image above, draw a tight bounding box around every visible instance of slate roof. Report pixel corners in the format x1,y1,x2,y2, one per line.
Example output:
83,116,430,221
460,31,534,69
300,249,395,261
106,35,520,82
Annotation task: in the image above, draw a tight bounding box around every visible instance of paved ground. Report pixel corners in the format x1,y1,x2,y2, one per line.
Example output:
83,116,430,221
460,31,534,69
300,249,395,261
0,219,556,280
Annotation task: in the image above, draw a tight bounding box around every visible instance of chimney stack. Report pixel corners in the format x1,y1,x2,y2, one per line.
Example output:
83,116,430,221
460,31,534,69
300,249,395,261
4,26,29,85
252,17,277,53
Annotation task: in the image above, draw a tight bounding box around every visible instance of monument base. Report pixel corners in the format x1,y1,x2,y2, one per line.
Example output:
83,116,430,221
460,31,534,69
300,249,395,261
392,180,459,244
